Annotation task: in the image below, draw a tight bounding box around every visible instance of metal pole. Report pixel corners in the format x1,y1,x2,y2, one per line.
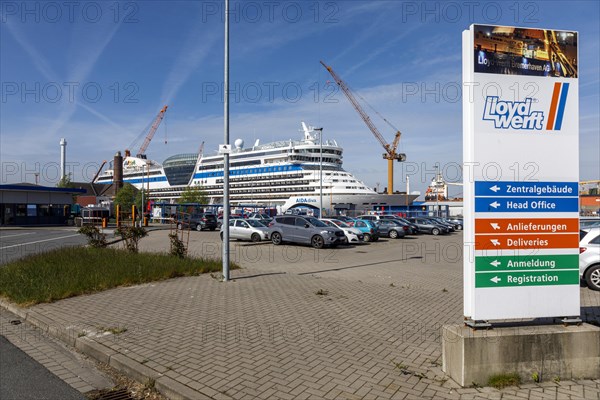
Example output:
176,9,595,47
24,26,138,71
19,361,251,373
316,128,323,218
435,165,439,217
222,0,230,281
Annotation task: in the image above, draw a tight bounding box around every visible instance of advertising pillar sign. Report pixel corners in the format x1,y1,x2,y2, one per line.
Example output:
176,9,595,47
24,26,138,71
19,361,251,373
463,25,579,320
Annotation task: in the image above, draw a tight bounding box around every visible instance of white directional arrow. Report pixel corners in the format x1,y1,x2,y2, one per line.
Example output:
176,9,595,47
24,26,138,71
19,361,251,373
490,185,501,193
490,276,501,284
490,201,500,209
490,260,501,267
490,239,501,246
490,223,500,230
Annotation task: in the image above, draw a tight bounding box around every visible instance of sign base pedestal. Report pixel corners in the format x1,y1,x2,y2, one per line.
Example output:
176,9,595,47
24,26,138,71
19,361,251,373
442,323,600,387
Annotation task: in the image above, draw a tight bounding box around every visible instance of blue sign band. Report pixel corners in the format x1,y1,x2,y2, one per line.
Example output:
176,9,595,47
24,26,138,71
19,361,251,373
475,197,579,213
475,181,578,197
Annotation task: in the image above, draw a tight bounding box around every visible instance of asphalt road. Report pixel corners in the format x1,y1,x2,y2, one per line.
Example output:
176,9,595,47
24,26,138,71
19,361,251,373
0,228,87,265
0,335,85,400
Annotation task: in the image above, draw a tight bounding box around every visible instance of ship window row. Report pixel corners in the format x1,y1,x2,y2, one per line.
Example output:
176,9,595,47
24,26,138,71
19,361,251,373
199,165,299,174
121,170,163,178
215,172,303,184
229,187,314,195
293,149,341,155
290,156,340,163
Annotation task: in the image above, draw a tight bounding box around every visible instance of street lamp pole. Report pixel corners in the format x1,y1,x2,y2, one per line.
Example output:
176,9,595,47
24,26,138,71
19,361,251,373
315,127,324,218
222,0,230,281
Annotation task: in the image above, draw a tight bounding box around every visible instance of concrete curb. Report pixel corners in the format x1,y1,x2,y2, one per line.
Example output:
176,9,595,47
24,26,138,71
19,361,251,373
0,299,229,400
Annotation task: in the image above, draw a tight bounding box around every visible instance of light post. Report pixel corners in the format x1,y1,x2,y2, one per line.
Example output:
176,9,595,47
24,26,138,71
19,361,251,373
435,165,440,217
315,127,324,218
222,0,231,281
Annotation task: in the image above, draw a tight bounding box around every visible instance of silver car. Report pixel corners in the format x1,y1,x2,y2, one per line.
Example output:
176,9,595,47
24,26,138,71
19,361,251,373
580,228,600,291
220,219,270,242
268,215,347,248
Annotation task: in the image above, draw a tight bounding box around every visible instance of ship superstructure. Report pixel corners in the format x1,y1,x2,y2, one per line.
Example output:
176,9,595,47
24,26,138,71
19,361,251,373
96,122,417,212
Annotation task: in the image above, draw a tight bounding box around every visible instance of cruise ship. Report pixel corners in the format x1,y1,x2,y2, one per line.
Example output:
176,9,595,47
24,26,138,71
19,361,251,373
95,122,417,213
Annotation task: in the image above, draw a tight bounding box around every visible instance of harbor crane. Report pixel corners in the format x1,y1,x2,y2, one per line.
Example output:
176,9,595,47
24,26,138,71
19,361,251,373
126,105,169,158
320,61,406,195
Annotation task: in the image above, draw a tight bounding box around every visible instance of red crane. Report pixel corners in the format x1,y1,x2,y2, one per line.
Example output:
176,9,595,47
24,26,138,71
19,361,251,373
320,61,405,194
126,105,169,158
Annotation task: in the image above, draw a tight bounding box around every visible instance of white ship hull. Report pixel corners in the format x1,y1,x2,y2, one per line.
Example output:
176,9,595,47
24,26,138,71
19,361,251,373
95,122,416,212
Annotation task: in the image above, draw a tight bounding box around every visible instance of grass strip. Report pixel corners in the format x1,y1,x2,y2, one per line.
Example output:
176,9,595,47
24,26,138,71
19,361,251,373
0,247,236,306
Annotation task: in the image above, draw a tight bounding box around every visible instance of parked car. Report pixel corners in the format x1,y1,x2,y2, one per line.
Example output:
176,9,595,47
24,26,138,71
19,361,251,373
425,217,456,232
335,215,355,225
391,217,419,234
268,215,347,248
376,220,407,239
216,214,242,228
446,217,464,230
356,215,385,224
349,219,380,242
406,217,448,235
581,218,600,230
247,213,273,224
580,228,600,291
220,218,270,242
177,213,218,231
321,219,364,243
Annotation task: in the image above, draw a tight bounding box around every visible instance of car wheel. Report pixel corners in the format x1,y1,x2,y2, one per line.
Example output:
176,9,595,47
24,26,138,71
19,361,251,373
251,233,261,242
363,233,371,242
196,224,202,232
389,230,399,239
177,223,183,230
431,228,440,236
219,232,223,241
210,227,216,231
311,235,324,249
585,265,600,291
271,232,282,245
456,224,463,230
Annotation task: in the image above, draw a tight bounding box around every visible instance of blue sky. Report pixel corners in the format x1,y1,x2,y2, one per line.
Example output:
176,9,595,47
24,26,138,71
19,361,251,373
1,0,598,197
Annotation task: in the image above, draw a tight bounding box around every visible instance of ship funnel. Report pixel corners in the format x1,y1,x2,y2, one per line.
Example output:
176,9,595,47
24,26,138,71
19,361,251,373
114,151,124,193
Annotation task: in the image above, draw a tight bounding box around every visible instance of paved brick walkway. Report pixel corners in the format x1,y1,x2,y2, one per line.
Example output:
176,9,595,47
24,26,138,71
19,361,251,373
0,308,113,394
6,230,600,399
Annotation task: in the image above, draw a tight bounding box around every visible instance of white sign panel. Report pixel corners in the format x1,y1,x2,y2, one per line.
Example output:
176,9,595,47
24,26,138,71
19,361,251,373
463,24,579,320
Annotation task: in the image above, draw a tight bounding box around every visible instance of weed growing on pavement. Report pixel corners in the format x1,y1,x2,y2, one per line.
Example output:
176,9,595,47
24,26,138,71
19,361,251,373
78,225,107,248
0,247,238,306
315,289,329,296
488,372,521,389
169,232,187,258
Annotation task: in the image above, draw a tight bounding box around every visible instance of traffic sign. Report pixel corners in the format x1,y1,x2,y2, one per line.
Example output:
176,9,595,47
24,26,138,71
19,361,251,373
475,254,579,272
474,197,578,213
475,270,579,288
475,181,578,197
463,24,580,320
474,233,579,250
474,218,579,234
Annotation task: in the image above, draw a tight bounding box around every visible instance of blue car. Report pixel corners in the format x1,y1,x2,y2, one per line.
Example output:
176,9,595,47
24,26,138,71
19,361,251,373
349,219,380,242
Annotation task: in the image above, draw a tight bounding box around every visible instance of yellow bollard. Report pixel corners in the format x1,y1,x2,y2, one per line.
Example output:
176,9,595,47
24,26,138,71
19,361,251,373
143,217,148,227
102,218,107,228
116,205,121,227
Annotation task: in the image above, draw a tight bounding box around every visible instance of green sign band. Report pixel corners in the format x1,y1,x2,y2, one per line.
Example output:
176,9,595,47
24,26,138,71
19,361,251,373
475,254,579,272
475,270,579,288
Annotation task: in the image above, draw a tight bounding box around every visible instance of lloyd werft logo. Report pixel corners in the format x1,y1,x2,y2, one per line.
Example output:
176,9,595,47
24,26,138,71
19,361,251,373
482,82,570,131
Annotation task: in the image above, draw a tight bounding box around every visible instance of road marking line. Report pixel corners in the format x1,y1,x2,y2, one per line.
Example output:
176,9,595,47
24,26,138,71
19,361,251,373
0,233,35,238
0,234,81,250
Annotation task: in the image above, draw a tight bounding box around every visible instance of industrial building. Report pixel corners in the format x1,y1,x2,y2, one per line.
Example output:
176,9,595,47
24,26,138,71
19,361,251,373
0,184,85,226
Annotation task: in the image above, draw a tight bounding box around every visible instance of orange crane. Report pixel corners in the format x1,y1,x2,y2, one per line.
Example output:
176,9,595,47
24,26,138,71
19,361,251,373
126,105,169,158
320,61,405,195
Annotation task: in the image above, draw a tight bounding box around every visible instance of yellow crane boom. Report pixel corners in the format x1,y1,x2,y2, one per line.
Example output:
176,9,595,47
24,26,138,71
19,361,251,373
320,61,405,194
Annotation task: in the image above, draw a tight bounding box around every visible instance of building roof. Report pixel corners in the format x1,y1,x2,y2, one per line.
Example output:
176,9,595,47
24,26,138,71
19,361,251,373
0,184,86,194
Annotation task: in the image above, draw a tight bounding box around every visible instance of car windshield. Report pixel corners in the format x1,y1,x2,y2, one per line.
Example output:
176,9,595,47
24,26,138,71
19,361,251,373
246,219,265,227
305,217,328,227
